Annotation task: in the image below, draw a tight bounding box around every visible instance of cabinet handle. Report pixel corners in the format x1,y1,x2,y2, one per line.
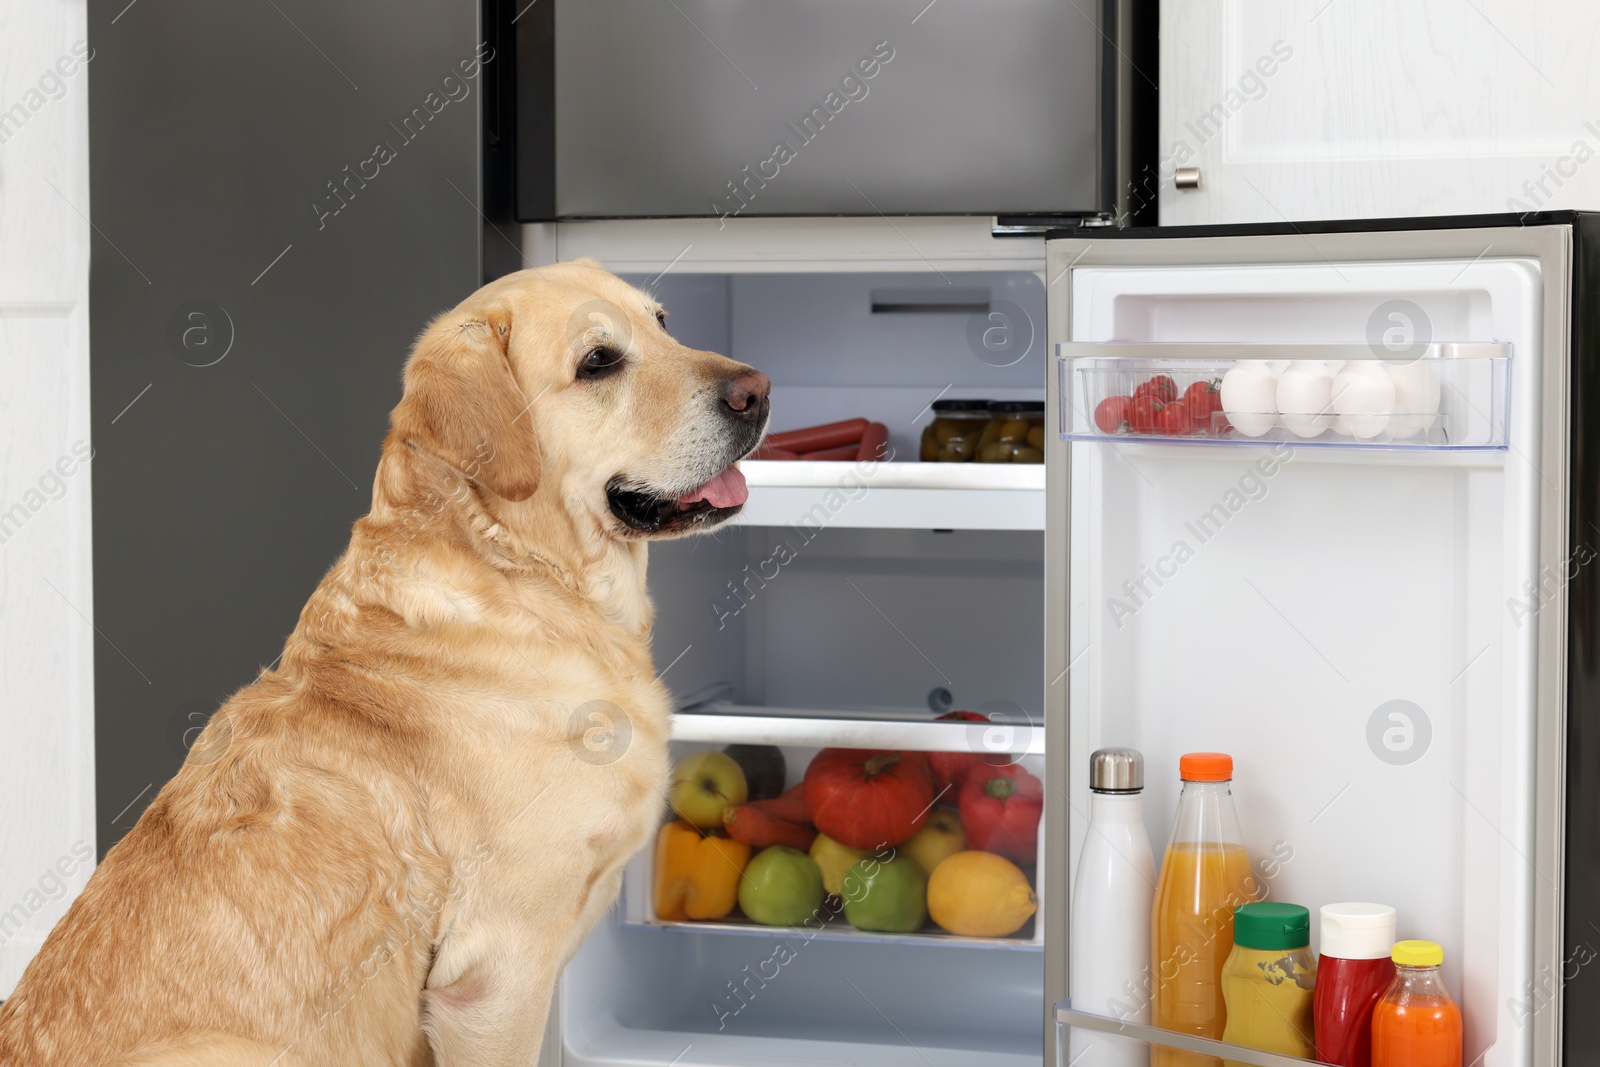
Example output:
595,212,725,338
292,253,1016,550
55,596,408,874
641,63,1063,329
1175,167,1202,190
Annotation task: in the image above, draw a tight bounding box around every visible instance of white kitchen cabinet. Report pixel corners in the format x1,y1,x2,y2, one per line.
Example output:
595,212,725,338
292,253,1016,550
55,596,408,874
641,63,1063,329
1160,0,1600,224
0,0,96,996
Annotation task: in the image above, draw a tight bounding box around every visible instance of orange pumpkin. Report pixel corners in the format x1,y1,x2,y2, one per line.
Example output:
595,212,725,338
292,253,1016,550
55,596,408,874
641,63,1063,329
803,748,935,850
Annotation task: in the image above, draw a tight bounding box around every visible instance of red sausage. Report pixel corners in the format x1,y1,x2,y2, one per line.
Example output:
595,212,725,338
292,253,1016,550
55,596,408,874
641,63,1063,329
765,418,869,453
800,445,860,461
856,422,890,462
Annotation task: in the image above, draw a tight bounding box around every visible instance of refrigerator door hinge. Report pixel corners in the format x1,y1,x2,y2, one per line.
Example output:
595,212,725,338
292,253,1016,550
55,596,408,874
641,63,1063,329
992,213,1118,237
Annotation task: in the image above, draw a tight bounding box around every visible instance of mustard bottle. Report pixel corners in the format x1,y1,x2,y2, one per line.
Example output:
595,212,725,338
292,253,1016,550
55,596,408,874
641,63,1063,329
1221,902,1317,1063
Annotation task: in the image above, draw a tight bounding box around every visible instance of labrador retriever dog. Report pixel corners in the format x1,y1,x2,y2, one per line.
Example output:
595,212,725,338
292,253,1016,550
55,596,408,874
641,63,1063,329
0,260,769,1066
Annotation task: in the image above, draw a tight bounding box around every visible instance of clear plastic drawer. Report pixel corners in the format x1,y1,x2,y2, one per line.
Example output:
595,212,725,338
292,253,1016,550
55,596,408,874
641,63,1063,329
1057,342,1512,451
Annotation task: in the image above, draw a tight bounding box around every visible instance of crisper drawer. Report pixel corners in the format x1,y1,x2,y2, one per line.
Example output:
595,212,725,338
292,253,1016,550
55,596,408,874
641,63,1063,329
619,706,1046,949
1057,342,1512,450
1054,1003,1332,1067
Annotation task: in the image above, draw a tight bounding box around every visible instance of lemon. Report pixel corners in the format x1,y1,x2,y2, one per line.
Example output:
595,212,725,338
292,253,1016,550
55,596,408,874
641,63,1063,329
926,851,1037,937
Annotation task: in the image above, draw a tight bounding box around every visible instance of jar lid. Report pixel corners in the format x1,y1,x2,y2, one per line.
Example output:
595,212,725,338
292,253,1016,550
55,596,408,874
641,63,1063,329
1233,902,1310,950
1392,939,1444,967
987,400,1046,414
1178,752,1232,781
931,399,990,414
1320,903,1397,960
1088,748,1143,793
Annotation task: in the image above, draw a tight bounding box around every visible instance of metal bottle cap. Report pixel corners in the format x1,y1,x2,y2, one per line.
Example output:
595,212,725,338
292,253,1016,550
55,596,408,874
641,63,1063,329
1089,748,1144,793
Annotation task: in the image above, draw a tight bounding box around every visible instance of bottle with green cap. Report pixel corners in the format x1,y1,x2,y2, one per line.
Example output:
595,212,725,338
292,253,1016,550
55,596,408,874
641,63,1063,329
1220,902,1317,1063
1371,941,1462,1067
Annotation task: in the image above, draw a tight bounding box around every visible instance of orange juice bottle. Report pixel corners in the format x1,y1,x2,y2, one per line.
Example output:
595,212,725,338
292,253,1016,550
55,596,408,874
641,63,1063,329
1151,753,1257,1067
1371,941,1462,1067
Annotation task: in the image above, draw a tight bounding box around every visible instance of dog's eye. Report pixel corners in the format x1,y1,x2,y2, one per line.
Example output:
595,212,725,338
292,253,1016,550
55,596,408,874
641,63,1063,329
578,346,626,381
655,309,669,330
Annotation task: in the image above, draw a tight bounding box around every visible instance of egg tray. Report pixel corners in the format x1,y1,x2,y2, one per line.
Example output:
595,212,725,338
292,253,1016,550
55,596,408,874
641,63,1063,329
1062,355,1511,451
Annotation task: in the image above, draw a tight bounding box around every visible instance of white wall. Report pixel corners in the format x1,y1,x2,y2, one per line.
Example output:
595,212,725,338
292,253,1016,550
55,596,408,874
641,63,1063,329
0,0,96,995
1161,0,1600,224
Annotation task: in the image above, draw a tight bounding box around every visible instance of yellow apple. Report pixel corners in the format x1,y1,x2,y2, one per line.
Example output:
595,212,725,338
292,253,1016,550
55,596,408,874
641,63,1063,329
903,808,966,876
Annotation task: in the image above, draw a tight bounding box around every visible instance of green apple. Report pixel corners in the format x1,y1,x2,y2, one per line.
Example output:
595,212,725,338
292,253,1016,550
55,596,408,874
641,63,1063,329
668,750,748,829
810,833,872,897
842,855,928,933
739,846,825,926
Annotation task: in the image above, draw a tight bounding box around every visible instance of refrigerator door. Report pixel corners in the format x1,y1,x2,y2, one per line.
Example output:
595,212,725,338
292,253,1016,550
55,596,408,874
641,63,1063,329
1044,222,1573,1067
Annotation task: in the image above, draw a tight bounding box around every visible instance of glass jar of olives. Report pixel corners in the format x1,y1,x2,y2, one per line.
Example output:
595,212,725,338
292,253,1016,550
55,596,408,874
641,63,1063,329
977,401,1046,463
920,399,991,462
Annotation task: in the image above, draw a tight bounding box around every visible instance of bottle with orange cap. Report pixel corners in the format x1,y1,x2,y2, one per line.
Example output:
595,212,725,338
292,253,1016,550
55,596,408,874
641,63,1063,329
1151,752,1258,1067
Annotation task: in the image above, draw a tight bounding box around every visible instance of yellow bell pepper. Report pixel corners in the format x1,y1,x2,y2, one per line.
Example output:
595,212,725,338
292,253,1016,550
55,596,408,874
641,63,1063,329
654,820,750,921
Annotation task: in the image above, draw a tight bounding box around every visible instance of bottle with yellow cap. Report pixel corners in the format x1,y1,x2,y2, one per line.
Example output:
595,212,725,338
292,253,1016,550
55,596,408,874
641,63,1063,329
1151,752,1257,1067
1371,940,1462,1067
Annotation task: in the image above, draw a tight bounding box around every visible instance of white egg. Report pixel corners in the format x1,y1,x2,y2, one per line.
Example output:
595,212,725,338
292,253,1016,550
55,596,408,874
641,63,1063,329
1330,363,1396,439
1387,361,1442,439
1219,365,1279,437
1321,360,1346,377
1276,362,1335,438
1261,360,1291,379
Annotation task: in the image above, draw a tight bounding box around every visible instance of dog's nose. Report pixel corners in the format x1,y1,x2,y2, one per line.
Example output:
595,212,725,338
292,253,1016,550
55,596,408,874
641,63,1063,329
721,368,771,419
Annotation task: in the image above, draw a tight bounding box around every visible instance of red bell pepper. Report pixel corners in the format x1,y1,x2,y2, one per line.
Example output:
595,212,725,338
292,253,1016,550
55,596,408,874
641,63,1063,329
959,763,1043,865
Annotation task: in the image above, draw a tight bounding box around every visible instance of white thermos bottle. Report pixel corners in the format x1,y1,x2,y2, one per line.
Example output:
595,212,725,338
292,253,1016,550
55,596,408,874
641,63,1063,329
1070,748,1156,1052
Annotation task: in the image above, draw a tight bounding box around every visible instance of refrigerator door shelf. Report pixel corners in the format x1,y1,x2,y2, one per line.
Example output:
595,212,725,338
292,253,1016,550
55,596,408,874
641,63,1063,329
1057,342,1512,451
1054,1003,1325,1067
735,459,1045,531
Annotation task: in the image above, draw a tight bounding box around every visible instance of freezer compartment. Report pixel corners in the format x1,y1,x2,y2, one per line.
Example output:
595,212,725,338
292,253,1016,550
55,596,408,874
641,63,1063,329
1058,342,1512,449
622,713,1045,948
1054,1003,1329,1067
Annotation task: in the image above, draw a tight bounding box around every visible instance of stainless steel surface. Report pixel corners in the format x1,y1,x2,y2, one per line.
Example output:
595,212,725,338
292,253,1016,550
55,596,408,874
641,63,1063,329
545,0,1103,218
1174,166,1202,190
1058,341,1513,362
1055,1004,1334,1067
89,0,485,853
1088,747,1143,793
1044,222,1572,1067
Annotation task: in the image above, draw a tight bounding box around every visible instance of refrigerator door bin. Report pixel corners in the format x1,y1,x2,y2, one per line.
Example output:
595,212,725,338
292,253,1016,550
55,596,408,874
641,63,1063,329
621,712,1046,949
1054,1003,1329,1067
1057,342,1512,449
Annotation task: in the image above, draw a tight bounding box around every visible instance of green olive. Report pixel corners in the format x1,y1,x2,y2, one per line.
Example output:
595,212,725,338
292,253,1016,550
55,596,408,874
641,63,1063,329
1012,446,1045,463
978,420,1002,450
1027,426,1046,450
999,419,1031,442
937,444,969,462
979,442,1015,463
921,430,941,461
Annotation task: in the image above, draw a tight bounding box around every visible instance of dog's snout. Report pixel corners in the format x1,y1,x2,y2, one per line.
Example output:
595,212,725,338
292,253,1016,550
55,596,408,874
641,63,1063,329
721,369,771,420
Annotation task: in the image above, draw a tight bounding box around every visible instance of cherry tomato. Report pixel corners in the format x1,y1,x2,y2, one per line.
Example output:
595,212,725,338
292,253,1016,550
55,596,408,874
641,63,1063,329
1134,375,1178,404
1128,396,1163,434
1093,396,1133,435
1182,379,1224,434
1156,399,1190,436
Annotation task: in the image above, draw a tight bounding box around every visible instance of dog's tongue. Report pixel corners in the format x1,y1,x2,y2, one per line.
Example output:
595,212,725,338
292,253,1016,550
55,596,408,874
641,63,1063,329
677,464,748,509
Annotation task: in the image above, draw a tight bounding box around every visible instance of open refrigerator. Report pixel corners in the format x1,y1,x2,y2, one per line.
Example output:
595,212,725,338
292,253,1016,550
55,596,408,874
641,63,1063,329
544,213,1600,1067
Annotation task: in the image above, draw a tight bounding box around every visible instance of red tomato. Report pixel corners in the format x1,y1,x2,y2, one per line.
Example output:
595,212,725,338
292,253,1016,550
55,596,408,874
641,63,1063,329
1133,375,1178,403
1156,399,1190,436
1128,396,1163,434
1093,396,1133,435
1182,379,1224,434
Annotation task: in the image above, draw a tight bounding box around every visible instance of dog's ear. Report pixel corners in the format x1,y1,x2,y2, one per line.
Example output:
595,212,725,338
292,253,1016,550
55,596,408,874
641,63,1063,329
393,306,541,502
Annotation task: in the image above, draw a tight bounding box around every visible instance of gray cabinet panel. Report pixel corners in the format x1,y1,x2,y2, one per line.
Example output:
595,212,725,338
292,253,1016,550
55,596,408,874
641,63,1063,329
88,0,483,853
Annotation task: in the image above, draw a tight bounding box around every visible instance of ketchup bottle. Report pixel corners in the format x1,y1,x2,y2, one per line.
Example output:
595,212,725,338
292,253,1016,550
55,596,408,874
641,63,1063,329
1314,903,1397,1067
